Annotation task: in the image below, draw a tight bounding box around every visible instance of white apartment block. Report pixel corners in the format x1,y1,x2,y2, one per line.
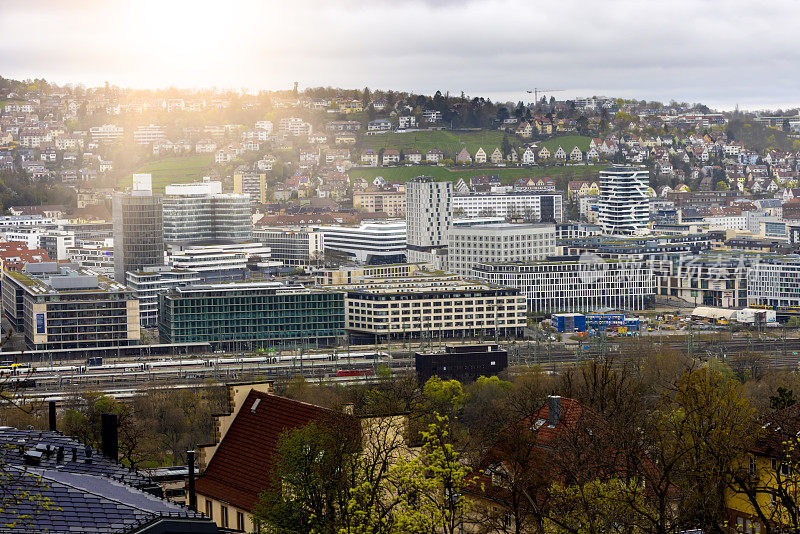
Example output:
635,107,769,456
597,167,650,235
89,124,124,143
446,223,556,277
133,124,167,145
474,258,653,313
747,258,800,308
406,177,452,265
452,193,563,222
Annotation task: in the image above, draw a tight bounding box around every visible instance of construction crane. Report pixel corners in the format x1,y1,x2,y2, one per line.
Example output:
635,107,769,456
526,88,565,102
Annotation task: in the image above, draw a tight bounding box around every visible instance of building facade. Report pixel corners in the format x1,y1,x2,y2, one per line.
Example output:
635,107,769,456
253,227,324,268
452,193,563,222
597,167,650,235
162,181,251,245
112,184,164,282
167,242,273,282
354,190,407,217
126,266,202,328
474,257,654,313
315,220,407,265
406,177,452,265
233,173,267,204
327,273,526,343
159,282,345,349
2,263,140,350
446,223,556,276
747,257,800,308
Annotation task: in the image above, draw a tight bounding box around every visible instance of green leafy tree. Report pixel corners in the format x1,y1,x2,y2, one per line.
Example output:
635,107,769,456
391,415,471,534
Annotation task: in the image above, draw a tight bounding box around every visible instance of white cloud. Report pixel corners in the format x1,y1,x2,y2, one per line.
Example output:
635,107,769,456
1,0,799,110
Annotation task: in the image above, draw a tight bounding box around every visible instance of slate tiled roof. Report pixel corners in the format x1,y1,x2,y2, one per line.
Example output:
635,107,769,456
0,427,217,534
195,391,343,511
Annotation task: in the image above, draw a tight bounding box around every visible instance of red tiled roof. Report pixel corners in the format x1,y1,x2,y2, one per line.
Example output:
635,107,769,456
195,391,341,511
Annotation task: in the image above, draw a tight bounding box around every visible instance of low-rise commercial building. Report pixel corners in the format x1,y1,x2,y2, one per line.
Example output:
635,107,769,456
653,253,754,309
474,257,653,313
446,223,556,276
2,263,140,351
315,263,425,285
415,344,508,383
452,193,563,222
66,244,114,277
253,227,324,268
326,273,526,343
315,220,406,265
126,266,202,328
159,282,345,349
168,242,273,282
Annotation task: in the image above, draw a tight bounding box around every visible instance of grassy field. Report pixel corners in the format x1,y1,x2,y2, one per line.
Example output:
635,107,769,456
118,155,215,191
348,164,604,187
360,130,509,157
538,135,592,153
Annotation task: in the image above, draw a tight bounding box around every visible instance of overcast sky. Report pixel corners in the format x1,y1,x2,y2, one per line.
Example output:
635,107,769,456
2,0,799,111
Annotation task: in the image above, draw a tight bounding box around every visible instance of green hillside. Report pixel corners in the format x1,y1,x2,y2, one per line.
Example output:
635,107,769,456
118,155,215,191
348,164,604,187
360,130,510,158
538,135,592,153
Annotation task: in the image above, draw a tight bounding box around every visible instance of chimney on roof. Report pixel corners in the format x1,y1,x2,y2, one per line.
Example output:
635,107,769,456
84,445,92,464
48,401,57,432
187,450,197,512
72,447,77,462
100,413,118,461
56,446,64,464
547,395,561,427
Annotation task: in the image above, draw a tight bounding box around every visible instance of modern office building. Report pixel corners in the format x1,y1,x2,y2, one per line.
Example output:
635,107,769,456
315,220,406,264
452,193,563,222
113,175,164,282
126,266,202,328
315,263,424,285
233,172,267,204
446,223,556,276
40,231,76,261
353,190,407,217
167,242,274,282
474,257,653,313
597,167,650,235
158,282,345,349
747,256,800,308
162,181,252,246
406,177,452,266
652,253,753,309
253,227,324,268
326,272,526,343
67,244,114,277
1,263,140,350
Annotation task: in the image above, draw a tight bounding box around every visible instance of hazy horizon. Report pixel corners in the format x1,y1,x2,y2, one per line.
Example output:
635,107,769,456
3,0,800,112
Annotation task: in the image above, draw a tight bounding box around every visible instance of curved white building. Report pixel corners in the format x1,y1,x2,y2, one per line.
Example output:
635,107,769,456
315,220,407,264
597,167,649,235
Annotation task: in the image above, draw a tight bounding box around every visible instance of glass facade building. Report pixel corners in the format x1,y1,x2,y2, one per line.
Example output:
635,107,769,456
162,194,251,245
158,282,345,349
113,192,164,282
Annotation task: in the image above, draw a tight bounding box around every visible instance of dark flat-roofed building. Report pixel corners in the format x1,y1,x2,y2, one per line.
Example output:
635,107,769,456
415,344,508,383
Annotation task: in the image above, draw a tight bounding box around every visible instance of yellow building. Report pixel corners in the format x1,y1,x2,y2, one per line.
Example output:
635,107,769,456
233,172,267,204
725,406,800,533
353,190,407,217
316,262,425,285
